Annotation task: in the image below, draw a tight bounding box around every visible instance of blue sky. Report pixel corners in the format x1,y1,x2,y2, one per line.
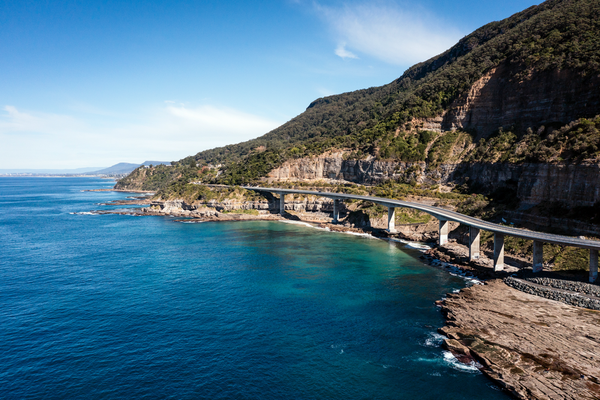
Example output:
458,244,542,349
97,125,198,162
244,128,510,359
0,0,541,169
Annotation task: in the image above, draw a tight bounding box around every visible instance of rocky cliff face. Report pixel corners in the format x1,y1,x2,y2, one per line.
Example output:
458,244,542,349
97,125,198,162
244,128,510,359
151,197,340,216
443,65,600,138
451,163,600,207
403,65,600,140
267,153,424,185
268,152,600,209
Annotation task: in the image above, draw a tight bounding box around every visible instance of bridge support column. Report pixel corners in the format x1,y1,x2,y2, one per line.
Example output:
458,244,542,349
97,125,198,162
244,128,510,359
279,193,285,215
469,227,480,260
533,241,544,273
494,233,505,271
387,207,396,233
590,249,598,283
439,219,449,246
333,199,340,224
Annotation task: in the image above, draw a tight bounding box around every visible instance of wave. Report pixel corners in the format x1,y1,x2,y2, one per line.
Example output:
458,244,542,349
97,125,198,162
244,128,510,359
416,352,482,374
341,231,375,239
423,332,446,348
279,220,380,239
388,238,431,251
69,211,98,215
281,220,315,228
442,351,482,373
429,259,483,285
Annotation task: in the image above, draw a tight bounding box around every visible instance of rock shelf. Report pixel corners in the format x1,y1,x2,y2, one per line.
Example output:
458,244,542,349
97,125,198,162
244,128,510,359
440,280,600,400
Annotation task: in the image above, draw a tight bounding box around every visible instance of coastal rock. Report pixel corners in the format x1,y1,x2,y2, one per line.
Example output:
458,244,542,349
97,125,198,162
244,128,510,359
441,280,600,400
503,276,600,311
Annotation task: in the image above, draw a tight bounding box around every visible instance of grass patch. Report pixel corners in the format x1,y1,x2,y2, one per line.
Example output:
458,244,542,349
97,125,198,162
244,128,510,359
221,209,259,216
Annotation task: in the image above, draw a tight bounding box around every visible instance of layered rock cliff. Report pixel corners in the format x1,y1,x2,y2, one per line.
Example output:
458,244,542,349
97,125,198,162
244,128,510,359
116,0,600,237
442,64,600,138
267,152,600,207
266,152,423,185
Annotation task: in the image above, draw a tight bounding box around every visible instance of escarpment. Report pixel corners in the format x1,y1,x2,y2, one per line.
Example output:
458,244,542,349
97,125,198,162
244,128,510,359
442,64,600,138
116,0,600,235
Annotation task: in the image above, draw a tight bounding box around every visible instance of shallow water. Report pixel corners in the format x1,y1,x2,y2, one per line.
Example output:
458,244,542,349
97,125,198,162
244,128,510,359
0,177,509,399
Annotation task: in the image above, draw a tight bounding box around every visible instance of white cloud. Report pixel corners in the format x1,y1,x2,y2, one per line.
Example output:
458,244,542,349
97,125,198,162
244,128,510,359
0,104,282,169
335,42,359,59
317,2,463,66
0,106,85,135
164,104,277,135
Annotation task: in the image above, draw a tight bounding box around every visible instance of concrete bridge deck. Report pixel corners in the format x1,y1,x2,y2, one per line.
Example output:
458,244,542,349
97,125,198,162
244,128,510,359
242,186,600,283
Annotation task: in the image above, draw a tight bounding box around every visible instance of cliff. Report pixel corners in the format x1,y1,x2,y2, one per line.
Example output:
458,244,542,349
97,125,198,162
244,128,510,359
116,0,600,234
442,64,600,138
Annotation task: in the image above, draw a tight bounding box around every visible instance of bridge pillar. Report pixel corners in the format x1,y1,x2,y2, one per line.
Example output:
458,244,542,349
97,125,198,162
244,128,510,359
333,199,340,224
387,207,397,233
493,233,505,271
532,241,544,273
590,249,598,283
279,193,285,215
469,227,480,260
439,219,449,246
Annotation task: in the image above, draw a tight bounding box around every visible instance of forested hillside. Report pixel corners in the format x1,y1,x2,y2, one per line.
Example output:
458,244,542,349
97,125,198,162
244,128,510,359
117,0,600,189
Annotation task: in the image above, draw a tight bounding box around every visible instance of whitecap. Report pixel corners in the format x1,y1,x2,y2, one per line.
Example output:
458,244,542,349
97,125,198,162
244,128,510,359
280,220,365,235
436,262,483,285
70,211,98,215
281,220,314,228
423,332,445,348
442,351,482,373
280,220,330,232
340,231,374,239
388,238,431,251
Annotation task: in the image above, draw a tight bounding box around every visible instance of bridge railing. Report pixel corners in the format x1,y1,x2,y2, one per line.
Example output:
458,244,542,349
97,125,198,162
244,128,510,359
242,185,599,283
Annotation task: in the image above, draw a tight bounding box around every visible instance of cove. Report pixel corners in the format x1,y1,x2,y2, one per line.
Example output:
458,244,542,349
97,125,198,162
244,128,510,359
0,177,509,399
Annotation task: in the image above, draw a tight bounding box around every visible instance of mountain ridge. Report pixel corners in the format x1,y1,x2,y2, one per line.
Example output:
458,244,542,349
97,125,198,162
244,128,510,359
116,0,600,207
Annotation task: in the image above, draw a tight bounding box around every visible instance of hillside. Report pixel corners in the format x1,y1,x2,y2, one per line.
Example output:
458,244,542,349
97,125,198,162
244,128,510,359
117,0,600,222
91,161,170,175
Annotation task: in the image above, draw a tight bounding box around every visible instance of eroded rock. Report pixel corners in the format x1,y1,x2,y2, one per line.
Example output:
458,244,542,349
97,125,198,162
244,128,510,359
440,280,600,399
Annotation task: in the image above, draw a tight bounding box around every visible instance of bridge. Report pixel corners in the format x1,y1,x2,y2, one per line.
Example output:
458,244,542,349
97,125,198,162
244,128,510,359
241,186,600,283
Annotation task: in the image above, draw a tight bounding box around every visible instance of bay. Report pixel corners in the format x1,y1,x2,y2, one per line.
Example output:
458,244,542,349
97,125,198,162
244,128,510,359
0,177,508,399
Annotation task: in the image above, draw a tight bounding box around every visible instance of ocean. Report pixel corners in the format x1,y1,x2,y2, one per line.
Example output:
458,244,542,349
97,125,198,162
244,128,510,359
0,177,508,399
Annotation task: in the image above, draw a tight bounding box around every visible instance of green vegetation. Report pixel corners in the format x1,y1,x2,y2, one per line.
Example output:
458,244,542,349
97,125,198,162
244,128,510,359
117,0,600,189
188,0,600,177
468,116,600,163
222,209,259,216
395,209,432,225
544,245,589,271
114,0,600,273
155,184,262,204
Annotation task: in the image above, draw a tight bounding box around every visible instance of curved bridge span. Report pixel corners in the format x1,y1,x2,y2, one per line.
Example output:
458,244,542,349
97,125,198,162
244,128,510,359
241,186,600,283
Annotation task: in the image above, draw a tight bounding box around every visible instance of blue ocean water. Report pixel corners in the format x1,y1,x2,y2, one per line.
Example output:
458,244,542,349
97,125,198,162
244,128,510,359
0,177,508,399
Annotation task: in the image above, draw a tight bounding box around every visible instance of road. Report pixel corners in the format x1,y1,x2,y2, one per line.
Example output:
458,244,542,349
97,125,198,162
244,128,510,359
243,186,600,251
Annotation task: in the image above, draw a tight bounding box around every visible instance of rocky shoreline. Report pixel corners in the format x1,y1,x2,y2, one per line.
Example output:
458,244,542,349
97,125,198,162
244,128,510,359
424,246,600,399
96,193,600,399
439,280,600,400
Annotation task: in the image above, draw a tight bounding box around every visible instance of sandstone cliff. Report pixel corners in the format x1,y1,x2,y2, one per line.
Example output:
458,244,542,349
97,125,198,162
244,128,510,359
442,64,600,138
267,152,600,207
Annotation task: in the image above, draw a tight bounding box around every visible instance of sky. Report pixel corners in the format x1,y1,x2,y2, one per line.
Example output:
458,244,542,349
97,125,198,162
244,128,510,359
0,0,542,169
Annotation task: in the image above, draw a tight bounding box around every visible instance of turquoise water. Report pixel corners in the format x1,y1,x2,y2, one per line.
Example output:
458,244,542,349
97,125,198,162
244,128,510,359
0,177,508,399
